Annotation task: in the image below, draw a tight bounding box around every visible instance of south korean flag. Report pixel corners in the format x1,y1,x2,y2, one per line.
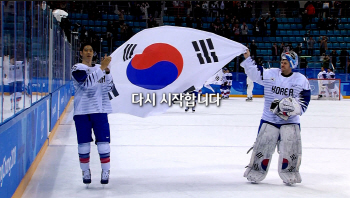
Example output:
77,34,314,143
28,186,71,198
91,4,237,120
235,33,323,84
109,26,247,117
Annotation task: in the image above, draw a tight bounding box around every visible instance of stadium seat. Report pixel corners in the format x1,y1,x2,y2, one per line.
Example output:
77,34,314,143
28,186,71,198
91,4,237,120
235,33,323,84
126,21,133,27
102,41,107,46
163,22,170,26
295,18,301,23
102,21,107,26
203,23,209,29
95,27,101,32
207,17,213,23
288,18,294,23
256,37,262,42
201,17,207,22
276,37,282,42
312,18,319,23
163,16,168,21
300,30,306,35
102,27,107,32
169,16,175,21
312,30,319,35
280,30,286,35
345,24,350,29
269,37,276,42
75,13,82,19
181,23,186,27
95,21,101,26
82,14,88,19
267,24,270,29
88,20,94,26
140,22,146,27
296,37,303,42
310,24,316,29
340,43,346,48
114,15,119,20
261,50,267,55
315,63,321,68
283,37,289,42
102,14,107,20
287,30,293,35
337,37,344,42
263,37,269,42
345,37,350,42
267,50,272,55
126,15,133,21
132,28,141,33
134,22,139,27
334,30,340,35
291,24,297,29
282,18,288,23
332,43,339,48
293,30,299,35
341,18,347,23
82,20,88,26
330,37,337,42
338,24,344,29
327,30,333,35
289,37,296,42
320,30,326,35
297,24,303,29
315,50,320,55
284,24,290,29
278,24,283,29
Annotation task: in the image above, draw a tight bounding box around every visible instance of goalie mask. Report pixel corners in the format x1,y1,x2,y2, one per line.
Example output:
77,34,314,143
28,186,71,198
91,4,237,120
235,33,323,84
281,51,298,69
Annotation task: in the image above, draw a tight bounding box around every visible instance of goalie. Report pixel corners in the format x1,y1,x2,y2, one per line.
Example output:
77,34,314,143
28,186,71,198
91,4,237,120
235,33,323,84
240,50,311,185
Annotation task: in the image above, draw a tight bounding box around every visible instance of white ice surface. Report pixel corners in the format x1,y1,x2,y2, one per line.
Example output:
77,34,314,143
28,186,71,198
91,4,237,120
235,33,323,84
22,98,350,198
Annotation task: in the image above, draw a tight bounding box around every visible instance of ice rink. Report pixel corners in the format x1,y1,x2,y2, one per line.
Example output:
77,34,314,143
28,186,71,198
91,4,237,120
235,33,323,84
22,97,350,198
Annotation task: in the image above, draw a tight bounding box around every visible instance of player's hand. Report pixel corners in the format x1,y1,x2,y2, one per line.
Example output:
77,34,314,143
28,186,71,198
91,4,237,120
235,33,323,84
244,50,250,59
279,97,295,112
101,54,111,71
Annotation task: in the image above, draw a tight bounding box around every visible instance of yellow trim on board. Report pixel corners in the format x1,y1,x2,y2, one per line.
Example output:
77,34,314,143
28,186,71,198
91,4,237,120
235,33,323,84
343,96,350,99
12,96,74,198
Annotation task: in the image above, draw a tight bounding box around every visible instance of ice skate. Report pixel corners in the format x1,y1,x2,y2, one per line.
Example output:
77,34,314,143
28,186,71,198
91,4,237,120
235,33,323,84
101,170,110,185
192,108,195,113
185,107,189,112
82,169,91,185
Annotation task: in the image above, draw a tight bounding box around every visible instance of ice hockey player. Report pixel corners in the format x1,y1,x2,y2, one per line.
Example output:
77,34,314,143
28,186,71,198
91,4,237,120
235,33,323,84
72,43,114,186
7,57,24,111
185,89,201,112
326,68,339,99
220,68,232,99
317,66,328,99
240,50,311,185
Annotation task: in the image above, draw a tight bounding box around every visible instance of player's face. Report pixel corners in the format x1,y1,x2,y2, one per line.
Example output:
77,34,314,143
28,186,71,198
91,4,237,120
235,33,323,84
80,45,93,62
280,59,291,74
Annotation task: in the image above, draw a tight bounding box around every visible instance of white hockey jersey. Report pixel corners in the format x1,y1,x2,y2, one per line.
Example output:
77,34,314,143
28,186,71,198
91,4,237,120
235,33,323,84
72,63,114,115
3,58,24,83
241,57,311,124
317,70,328,85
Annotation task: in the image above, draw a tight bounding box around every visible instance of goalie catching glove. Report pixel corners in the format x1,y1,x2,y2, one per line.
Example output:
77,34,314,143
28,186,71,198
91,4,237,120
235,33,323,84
270,97,301,120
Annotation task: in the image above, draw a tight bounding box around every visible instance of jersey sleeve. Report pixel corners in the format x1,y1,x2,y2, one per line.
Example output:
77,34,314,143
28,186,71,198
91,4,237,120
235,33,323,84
297,76,311,115
72,64,105,89
240,57,264,85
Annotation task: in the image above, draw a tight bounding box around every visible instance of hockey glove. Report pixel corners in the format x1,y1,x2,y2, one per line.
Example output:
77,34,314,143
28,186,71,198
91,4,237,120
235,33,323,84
270,97,302,120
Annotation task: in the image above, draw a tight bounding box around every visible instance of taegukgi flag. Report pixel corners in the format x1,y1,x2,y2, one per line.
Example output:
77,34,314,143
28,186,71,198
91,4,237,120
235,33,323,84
109,26,247,117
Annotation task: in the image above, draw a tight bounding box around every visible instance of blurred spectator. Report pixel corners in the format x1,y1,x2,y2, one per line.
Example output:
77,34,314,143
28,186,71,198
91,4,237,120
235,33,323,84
222,23,232,39
195,17,202,30
223,15,231,25
306,3,316,22
232,24,240,41
295,43,302,56
279,42,285,54
193,4,202,18
253,24,260,36
80,26,88,43
270,17,278,36
330,49,338,68
302,10,309,29
250,40,257,58
319,36,328,55
185,15,193,28
212,17,223,35
119,20,129,40
175,15,183,26
339,49,349,71
258,15,269,36
148,15,158,28
241,22,249,43
322,55,330,69
326,16,333,30
307,36,316,56
316,18,326,29
271,43,278,61
140,2,149,19
269,1,278,17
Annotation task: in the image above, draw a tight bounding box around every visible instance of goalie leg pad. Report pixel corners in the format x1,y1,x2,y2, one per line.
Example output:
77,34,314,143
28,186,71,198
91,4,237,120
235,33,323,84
278,124,302,184
244,123,280,182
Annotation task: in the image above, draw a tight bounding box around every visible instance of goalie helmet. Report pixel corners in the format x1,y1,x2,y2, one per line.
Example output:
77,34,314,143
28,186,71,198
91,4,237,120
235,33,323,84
281,51,298,69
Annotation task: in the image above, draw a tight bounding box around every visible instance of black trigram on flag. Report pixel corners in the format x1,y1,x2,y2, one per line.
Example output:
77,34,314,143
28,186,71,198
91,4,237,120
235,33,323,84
192,38,218,64
256,152,264,158
123,44,137,61
288,166,295,172
290,154,297,161
253,163,260,171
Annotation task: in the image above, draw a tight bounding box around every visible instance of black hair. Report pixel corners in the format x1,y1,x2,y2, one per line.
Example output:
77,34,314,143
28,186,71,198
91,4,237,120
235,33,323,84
79,43,93,52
